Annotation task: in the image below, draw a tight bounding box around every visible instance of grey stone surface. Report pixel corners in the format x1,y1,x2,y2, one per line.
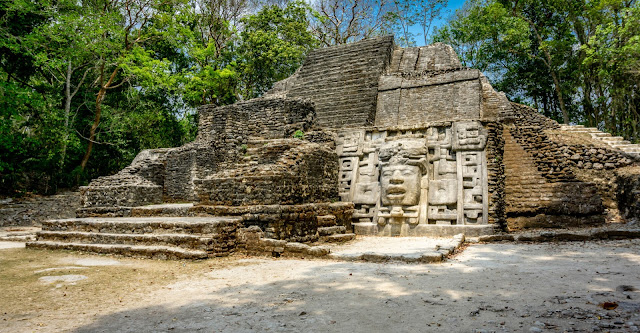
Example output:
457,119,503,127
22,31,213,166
0,192,81,227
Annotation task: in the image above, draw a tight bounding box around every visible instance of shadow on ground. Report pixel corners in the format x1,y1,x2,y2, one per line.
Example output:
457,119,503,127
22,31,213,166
72,240,640,333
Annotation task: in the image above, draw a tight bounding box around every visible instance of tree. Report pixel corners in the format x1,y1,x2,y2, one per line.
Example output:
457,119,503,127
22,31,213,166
386,0,448,47
236,0,318,98
311,0,394,46
434,0,639,137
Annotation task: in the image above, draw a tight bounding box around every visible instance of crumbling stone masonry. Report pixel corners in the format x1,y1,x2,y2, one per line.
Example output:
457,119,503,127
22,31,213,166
25,36,640,259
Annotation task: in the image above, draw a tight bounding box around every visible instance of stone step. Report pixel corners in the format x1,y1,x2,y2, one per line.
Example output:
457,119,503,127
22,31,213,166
36,231,221,251
612,145,640,151
600,137,626,143
0,234,35,242
324,233,356,243
129,203,194,217
591,132,612,138
42,217,241,235
317,214,337,227
319,226,346,236
26,241,209,260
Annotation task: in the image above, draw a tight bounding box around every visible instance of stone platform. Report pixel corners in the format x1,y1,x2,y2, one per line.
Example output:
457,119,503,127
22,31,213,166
325,234,465,263
27,203,356,260
353,222,495,237
0,226,40,242
27,216,242,260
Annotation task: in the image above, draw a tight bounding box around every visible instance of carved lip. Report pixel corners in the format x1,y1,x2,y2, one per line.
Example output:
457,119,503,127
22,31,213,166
386,187,406,195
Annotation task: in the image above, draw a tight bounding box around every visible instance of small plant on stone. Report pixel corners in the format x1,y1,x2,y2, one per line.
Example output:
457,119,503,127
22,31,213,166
293,130,304,139
239,144,248,154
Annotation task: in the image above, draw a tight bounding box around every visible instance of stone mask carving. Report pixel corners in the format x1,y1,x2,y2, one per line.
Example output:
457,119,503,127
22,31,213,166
379,140,427,206
380,164,421,205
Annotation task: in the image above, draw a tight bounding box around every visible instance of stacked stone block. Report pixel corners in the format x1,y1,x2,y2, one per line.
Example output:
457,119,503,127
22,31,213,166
503,128,604,229
81,148,170,207
286,36,395,128
28,216,242,259
616,167,640,220
484,122,506,227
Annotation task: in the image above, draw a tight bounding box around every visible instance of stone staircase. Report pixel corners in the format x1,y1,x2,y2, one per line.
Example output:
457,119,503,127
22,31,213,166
317,214,356,242
27,202,356,259
27,216,242,260
560,125,640,158
502,128,604,229
503,128,554,215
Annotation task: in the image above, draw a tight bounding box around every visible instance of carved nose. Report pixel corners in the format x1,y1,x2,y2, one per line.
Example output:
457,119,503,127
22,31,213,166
390,171,403,184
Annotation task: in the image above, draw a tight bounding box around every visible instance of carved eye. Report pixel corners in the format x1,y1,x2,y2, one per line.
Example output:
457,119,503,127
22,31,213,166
402,170,415,176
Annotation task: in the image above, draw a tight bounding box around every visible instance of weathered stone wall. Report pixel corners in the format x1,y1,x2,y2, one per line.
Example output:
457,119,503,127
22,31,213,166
503,127,604,229
616,166,640,220
194,140,339,206
165,97,316,202
387,43,462,73
508,103,560,129
285,36,394,128
164,143,198,201
236,226,331,257
83,97,319,205
484,122,506,228
81,149,169,207
197,97,315,142
0,192,81,227
374,43,513,127
193,203,353,242
376,70,483,127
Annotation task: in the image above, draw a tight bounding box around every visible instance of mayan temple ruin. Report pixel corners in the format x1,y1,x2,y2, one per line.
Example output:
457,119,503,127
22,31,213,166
26,36,640,259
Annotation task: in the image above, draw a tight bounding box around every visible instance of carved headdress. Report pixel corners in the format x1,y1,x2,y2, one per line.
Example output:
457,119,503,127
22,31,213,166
378,139,428,173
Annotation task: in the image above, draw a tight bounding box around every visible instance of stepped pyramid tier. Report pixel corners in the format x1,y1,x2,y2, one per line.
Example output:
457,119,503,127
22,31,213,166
28,36,640,258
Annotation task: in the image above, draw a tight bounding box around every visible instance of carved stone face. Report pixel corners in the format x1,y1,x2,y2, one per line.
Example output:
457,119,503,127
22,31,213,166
380,164,421,206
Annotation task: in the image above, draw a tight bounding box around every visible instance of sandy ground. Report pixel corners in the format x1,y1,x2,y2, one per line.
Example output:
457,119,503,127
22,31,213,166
328,236,458,255
2,240,640,333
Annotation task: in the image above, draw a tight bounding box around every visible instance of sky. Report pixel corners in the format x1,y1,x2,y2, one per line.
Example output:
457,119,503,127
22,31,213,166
409,0,467,46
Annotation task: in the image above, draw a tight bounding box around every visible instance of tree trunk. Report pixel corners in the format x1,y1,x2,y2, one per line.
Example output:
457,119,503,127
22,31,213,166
79,65,119,174
548,69,570,124
519,14,570,124
60,62,72,173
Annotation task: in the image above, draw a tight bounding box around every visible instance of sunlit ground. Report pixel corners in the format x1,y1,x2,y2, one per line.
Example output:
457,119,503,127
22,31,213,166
1,240,639,332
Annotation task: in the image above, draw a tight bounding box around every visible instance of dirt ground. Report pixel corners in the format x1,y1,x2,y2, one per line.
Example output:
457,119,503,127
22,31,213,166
1,240,640,333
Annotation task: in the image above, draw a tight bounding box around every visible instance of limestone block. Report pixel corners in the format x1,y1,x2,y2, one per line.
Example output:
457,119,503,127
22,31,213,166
453,121,488,151
428,205,457,221
336,131,363,156
353,182,380,205
428,179,457,205
398,47,419,72
415,43,463,71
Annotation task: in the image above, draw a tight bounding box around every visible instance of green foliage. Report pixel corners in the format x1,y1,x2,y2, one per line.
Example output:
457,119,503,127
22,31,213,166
0,0,320,195
434,0,640,137
239,144,248,154
292,130,305,139
236,1,319,98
